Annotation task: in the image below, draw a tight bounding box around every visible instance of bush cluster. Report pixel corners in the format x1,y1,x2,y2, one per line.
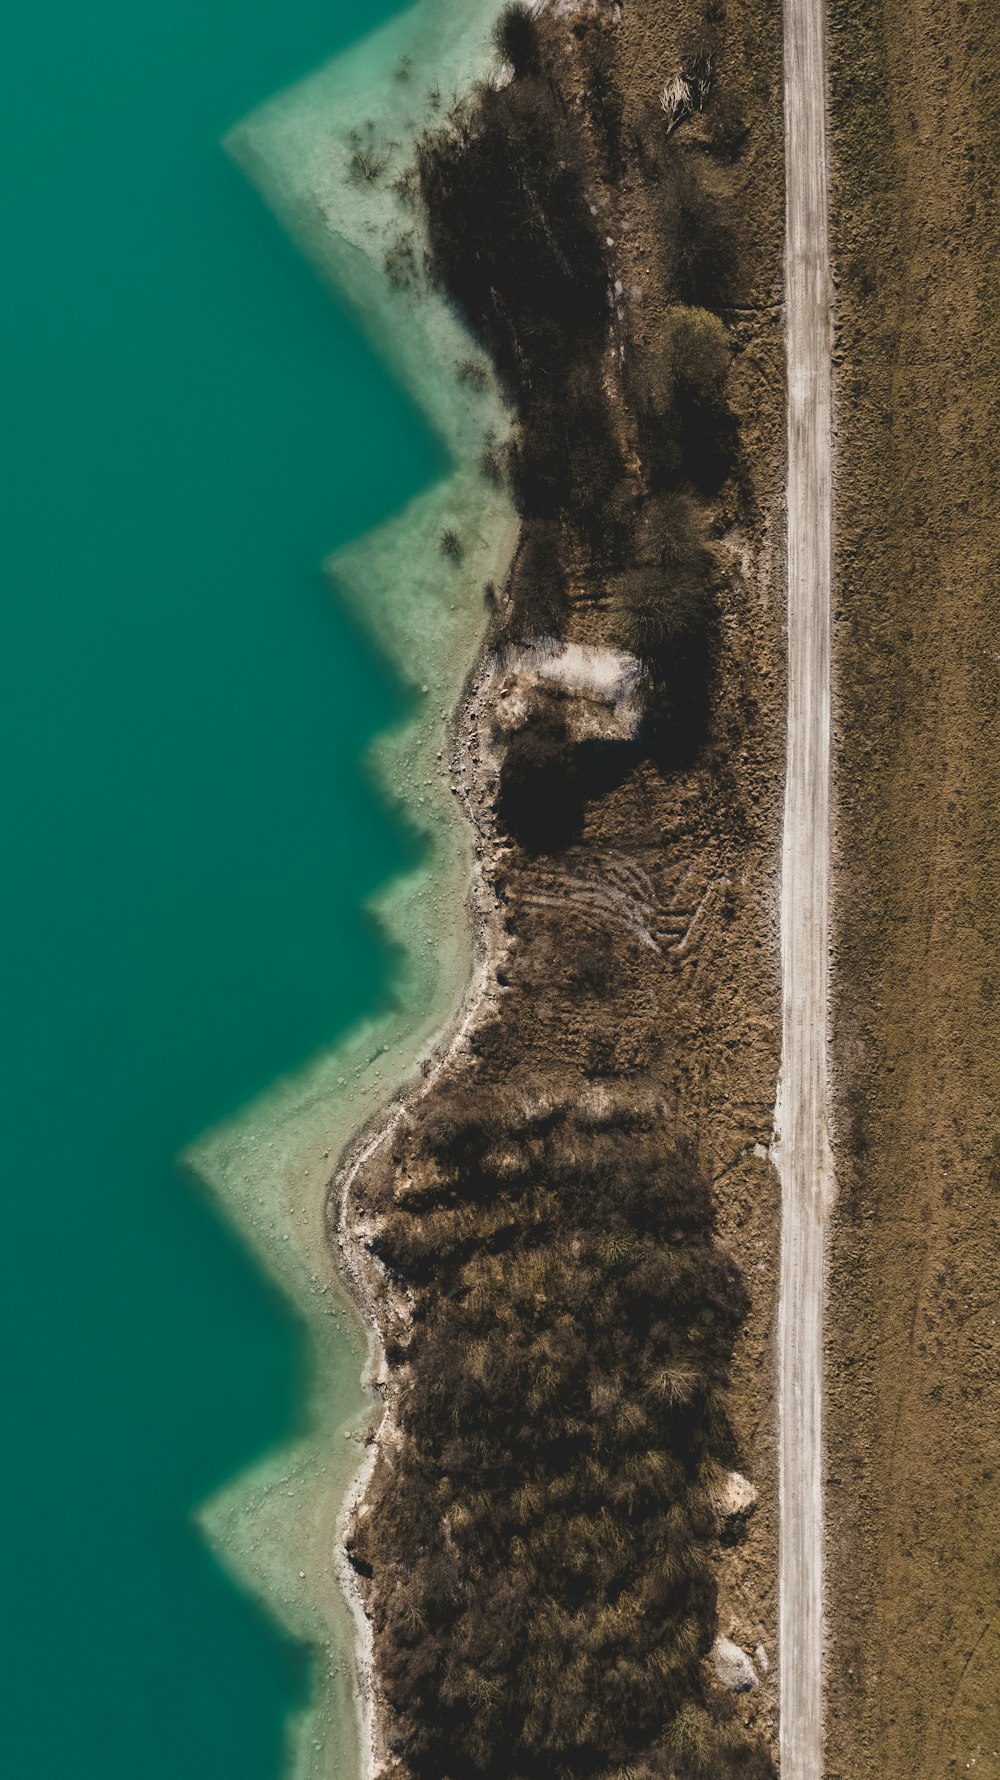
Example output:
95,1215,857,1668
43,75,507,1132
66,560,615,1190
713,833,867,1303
417,37,624,651
412,13,744,827
626,306,736,497
417,77,606,401
354,1091,773,1780
493,2,540,80
660,159,736,309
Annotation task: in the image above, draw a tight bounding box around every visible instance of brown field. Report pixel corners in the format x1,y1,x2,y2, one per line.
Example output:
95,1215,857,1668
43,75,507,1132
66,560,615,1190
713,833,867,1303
826,0,1000,1773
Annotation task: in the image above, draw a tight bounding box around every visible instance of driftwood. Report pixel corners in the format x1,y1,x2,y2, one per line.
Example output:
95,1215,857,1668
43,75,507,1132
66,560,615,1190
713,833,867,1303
660,54,715,133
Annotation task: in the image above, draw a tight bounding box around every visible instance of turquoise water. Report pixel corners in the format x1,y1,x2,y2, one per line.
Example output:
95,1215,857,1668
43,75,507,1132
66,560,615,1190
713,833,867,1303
0,3,448,1775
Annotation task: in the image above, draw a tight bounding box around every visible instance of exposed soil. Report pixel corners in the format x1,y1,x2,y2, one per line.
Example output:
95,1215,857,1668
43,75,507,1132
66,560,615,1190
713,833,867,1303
826,0,1000,1773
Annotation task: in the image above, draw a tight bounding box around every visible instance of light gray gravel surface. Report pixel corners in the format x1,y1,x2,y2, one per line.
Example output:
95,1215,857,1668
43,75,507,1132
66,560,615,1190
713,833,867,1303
772,0,834,1773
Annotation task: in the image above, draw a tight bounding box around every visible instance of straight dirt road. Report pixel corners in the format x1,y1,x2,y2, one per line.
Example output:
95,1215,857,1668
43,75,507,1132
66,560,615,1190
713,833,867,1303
773,0,833,1773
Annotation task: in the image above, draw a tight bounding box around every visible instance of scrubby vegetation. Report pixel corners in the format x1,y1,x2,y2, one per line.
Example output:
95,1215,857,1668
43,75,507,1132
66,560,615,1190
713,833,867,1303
615,491,720,764
495,699,587,853
662,161,737,307
351,1087,773,1780
417,68,606,398
627,308,736,497
346,9,778,1778
410,3,743,825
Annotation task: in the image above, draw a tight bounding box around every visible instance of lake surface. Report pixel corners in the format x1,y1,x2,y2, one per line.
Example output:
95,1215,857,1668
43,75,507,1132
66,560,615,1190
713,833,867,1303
0,2,445,1774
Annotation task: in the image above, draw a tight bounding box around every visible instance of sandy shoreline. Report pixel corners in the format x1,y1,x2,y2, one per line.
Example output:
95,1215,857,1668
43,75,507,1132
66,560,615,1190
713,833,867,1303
330,631,513,1780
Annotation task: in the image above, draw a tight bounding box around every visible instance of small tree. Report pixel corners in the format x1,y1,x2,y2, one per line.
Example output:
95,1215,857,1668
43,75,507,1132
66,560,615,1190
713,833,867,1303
665,305,731,397
613,491,718,763
493,2,540,78
666,306,737,494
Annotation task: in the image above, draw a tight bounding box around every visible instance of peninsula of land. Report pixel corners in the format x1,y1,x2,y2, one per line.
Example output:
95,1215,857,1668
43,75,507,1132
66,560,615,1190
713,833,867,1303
332,4,787,1775
223,0,1000,1775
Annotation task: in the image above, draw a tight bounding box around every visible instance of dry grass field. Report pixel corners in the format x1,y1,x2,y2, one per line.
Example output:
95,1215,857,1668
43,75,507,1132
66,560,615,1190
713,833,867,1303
827,0,1000,1773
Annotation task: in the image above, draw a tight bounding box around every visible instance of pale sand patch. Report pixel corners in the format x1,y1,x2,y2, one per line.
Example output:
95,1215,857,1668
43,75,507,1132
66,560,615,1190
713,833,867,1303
497,638,646,741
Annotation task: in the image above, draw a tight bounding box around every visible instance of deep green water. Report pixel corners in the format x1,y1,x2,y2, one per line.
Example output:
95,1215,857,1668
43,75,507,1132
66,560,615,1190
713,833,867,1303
1,3,444,1774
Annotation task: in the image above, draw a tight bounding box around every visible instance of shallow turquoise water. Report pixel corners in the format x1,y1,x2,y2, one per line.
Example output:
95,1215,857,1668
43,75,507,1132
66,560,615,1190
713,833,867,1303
0,3,444,1774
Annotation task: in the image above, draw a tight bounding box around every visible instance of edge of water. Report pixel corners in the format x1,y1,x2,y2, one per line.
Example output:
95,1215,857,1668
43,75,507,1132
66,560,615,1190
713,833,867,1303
185,4,511,1776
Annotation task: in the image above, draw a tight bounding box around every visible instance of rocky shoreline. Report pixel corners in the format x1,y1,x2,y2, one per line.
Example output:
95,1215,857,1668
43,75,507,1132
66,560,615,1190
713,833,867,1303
329,637,515,1780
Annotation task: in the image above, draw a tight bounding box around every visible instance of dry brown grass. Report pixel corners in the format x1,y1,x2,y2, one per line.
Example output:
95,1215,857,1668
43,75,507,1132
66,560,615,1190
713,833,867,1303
827,0,1000,1773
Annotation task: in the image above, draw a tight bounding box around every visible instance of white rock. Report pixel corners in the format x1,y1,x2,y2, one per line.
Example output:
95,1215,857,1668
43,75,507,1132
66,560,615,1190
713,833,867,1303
714,1470,758,1519
754,1643,769,1676
712,1636,758,1693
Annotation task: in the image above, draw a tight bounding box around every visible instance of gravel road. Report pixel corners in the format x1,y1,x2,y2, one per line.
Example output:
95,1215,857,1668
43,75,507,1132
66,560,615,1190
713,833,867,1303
773,0,834,1773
